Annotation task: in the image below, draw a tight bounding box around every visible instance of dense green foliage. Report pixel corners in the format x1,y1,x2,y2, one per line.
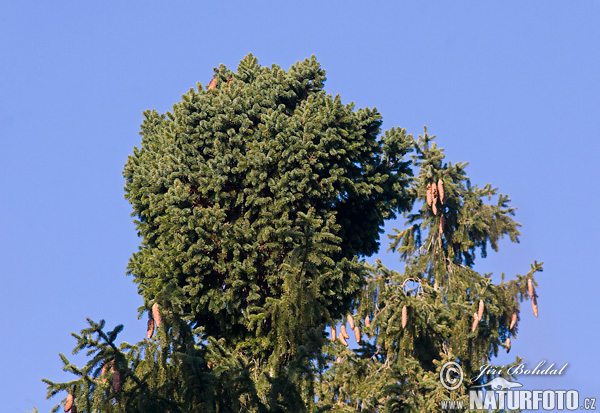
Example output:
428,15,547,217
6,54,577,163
122,54,411,364
44,55,541,412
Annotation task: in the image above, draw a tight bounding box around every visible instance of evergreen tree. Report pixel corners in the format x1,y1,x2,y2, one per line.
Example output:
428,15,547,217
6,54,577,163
43,54,413,412
317,129,542,412
43,55,541,412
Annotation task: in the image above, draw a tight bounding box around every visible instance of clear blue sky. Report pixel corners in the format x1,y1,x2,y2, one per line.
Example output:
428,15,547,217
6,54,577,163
1,2,598,411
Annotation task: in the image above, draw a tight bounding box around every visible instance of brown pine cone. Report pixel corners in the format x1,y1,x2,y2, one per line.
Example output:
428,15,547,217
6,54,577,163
471,312,479,332
354,326,361,344
527,279,534,299
340,324,350,339
147,315,155,339
438,179,445,205
207,78,217,90
100,363,109,384
330,326,336,341
401,306,407,328
439,214,445,236
510,312,518,330
478,300,484,321
113,369,122,393
347,314,355,330
506,337,511,353
152,302,161,328
532,296,538,318
339,334,348,347
426,184,433,206
365,314,371,328
64,394,73,412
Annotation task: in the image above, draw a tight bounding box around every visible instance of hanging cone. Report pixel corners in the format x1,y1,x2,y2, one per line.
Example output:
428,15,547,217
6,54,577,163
330,326,336,341
354,326,361,344
439,214,445,236
432,183,438,206
340,324,350,339
471,312,479,332
401,306,407,328
64,394,74,412
532,296,538,318
510,312,518,330
152,302,161,328
113,369,122,393
478,300,484,322
207,78,217,90
147,316,155,339
100,363,108,384
365,314,371,328
339,334,348,347
438,179,445,205
426,184,433,206
347,314,355,330
432,200,438,215
506,337,511,353
336,357,342,363
527,279,534,299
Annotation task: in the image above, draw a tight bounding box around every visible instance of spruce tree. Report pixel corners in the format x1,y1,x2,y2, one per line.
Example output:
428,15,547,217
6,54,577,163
43,54,414,412
317,130,542,412
43,55,541,412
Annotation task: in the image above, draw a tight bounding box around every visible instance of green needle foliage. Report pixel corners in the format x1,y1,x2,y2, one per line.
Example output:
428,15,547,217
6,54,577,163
43,55,541,413
318,130,542,412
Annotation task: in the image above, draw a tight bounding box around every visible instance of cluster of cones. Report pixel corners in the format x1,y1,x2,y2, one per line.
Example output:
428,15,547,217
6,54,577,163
331,315,362,348
426,179,446,236
506,311,518,353
332,306,409,361
471,278,538,354
471,300,485,333
472,299,516,353
99,361,122,393
63,361,121,412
